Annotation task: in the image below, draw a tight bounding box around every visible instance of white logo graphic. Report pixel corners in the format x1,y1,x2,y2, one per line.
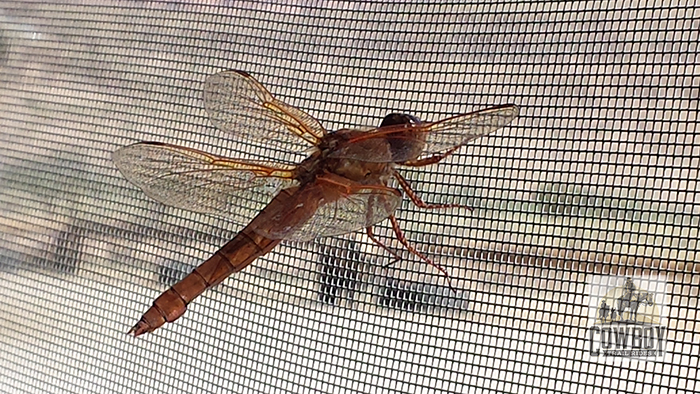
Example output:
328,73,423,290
587,276,667,359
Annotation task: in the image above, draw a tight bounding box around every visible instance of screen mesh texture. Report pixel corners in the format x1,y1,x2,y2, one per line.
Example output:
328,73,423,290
0,1,698,394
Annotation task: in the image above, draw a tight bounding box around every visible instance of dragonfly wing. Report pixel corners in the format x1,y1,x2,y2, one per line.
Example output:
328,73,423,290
416,104,520,158
254,180,402,242
330,104,519,162
204,70,326,153
113,142,298,226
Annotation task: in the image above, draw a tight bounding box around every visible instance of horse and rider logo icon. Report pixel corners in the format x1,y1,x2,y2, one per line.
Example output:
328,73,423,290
588,276,666,359
595,277,660,325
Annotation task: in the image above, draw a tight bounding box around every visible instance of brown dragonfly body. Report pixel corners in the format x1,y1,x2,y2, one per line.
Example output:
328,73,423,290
127,187,289,335
114,70,519,336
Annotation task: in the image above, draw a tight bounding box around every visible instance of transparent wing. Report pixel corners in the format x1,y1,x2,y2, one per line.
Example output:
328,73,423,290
204,70,326,153
417,104,519,156
112,142,298,226
330,104,520,162
254,181,402,242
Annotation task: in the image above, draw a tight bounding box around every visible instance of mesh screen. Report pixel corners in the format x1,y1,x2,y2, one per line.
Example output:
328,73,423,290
1,1,698,393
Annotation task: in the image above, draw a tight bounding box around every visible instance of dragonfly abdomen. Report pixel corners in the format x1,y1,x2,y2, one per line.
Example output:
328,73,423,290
128,189,296,336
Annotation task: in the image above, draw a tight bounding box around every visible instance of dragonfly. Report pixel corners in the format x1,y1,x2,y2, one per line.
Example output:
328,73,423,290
113,70,519,336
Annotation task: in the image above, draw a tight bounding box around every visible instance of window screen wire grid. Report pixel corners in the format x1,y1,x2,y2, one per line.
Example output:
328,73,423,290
0,1,697,394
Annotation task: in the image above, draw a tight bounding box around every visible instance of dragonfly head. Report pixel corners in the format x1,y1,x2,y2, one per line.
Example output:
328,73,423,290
378,113,426,162
380,113,422,128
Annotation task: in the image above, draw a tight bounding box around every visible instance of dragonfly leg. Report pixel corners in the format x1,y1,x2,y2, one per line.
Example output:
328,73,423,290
388,215,457,293
318,172,401,197
366,226,402,266
398,147,460,167
393,170,473,212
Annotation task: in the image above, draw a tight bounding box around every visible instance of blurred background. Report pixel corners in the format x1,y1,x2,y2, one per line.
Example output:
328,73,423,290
0,1,697,393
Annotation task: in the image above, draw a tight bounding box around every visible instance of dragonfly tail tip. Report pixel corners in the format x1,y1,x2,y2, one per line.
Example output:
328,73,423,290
127,322,149,337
